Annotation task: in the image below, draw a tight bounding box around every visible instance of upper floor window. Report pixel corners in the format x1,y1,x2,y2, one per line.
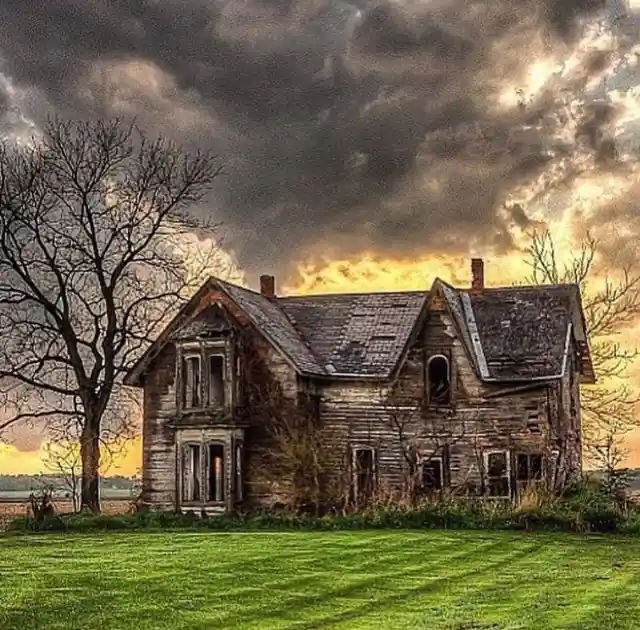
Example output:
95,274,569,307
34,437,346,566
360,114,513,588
182,355,201,409
209,355,225,406
427,355,451,405
180,349,228,411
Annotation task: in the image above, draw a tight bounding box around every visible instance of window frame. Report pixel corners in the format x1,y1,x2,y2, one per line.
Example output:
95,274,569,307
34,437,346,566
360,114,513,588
515,452,544,493
420,455,444,492
182,354,203,411
484,450,511,499
207,353,227,408
426,353,452,406
181,442,203,504
206,441,226,504
351,445,376,504
234,440,244,503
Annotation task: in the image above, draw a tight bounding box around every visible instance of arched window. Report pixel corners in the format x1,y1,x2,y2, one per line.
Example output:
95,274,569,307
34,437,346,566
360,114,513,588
427,355,451,405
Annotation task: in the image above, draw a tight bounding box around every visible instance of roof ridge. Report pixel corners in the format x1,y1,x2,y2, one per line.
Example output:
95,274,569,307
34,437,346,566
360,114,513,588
278,290,427,300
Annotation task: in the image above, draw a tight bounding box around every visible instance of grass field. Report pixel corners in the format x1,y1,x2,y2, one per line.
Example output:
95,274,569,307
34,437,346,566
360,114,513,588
1,531,639,630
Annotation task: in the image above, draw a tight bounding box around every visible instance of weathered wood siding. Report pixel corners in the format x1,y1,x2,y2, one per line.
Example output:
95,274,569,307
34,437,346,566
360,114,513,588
141,343,177,510
314,300,580,498
141,288,299,512
141,285,586,511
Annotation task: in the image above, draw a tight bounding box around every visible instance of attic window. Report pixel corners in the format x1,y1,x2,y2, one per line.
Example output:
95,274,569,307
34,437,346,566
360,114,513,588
370,335,396,342
427,355,451,406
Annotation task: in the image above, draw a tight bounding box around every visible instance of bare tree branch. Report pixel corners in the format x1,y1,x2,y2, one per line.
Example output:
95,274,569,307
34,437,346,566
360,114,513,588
524,229,640,470
0,117,223,512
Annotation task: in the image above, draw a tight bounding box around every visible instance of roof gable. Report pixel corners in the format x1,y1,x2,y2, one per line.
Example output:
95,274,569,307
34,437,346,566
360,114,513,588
124,275,595,387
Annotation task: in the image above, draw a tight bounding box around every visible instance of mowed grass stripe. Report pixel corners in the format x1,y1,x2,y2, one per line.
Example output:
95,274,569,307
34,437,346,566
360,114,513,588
1,530,639,630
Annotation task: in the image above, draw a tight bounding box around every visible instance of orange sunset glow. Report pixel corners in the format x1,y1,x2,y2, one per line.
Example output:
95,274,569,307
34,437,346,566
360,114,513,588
3,212,640,475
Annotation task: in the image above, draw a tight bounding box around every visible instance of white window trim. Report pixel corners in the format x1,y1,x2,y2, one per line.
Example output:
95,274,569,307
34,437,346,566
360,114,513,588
180,442,203,504
426,354,451,405
182,353,203,411
351,445,376,503
419,455,444,490
207,353,227,407
484,449,511,499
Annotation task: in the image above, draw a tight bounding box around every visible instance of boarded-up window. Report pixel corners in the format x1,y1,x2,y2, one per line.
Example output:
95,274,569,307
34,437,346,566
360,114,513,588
353,447,375,503
421,458,443,491
485,451,510,498
209,355,225,406
235,442,244,502
182,356,201,409
207,444,225,502
427,355,451,405
516,453,543,492
182,444,201,502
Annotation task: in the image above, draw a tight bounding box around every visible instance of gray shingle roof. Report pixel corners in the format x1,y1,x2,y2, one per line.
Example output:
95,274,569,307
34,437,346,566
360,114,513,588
124,275,591,387
464,286,575,381
216,280,325,375
279,292,427,377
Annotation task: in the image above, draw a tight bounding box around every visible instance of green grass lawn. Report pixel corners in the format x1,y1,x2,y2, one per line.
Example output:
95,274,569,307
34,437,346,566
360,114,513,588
1,530,639,629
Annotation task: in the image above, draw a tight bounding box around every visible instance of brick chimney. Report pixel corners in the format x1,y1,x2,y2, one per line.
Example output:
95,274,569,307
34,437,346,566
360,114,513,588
260,274,276,298
471,258,484,291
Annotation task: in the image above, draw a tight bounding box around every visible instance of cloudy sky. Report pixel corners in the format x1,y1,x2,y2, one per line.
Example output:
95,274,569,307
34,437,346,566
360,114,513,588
2,0,640,473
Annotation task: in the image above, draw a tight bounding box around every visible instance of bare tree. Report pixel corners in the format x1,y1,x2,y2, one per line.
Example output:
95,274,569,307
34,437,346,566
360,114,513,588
0,118,222,513
524,229,640,470
41,439,82,512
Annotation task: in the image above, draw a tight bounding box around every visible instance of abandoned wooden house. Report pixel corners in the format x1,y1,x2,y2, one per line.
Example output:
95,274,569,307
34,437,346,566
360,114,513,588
124,258,595,514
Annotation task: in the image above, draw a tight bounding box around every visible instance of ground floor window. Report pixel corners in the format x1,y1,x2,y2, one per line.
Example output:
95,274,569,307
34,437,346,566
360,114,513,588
182,443,202,502
484,450,511,498
207,443,225,502
180,441,233,505
515,453,543,493
421,457,444,492
352,446,376,503
234,441,244,502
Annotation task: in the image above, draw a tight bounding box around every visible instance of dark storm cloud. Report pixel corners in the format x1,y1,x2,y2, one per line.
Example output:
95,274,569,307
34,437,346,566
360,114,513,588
0,0,615,282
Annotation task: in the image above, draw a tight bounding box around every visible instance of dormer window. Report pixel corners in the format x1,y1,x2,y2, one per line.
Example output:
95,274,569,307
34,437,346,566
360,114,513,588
182,355,202,409
427,354,451,406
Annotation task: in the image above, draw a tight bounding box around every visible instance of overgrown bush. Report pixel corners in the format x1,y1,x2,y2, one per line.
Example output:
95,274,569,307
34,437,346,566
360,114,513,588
6,478,639,536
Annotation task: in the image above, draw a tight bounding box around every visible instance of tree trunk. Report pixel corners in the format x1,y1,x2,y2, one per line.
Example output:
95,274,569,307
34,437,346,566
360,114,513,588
80,416,101,514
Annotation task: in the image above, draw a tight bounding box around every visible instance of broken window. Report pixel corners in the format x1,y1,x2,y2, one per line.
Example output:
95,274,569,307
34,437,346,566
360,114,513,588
207,443,225,502
352,446,375,504
209,355,225,406
485,451,510,498
421,457,443,492
182,444,201,502
516,453,543,493
234,442,244,502
427,355,451,405
182,355,201,409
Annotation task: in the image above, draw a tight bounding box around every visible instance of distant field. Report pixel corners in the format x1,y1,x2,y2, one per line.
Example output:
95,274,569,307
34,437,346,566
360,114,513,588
0,499,131,530
1,530,639,629
0,488,134,501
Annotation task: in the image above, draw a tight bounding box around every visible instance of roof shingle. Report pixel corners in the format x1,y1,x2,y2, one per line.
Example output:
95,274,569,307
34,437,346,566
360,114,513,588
279,292,426,377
